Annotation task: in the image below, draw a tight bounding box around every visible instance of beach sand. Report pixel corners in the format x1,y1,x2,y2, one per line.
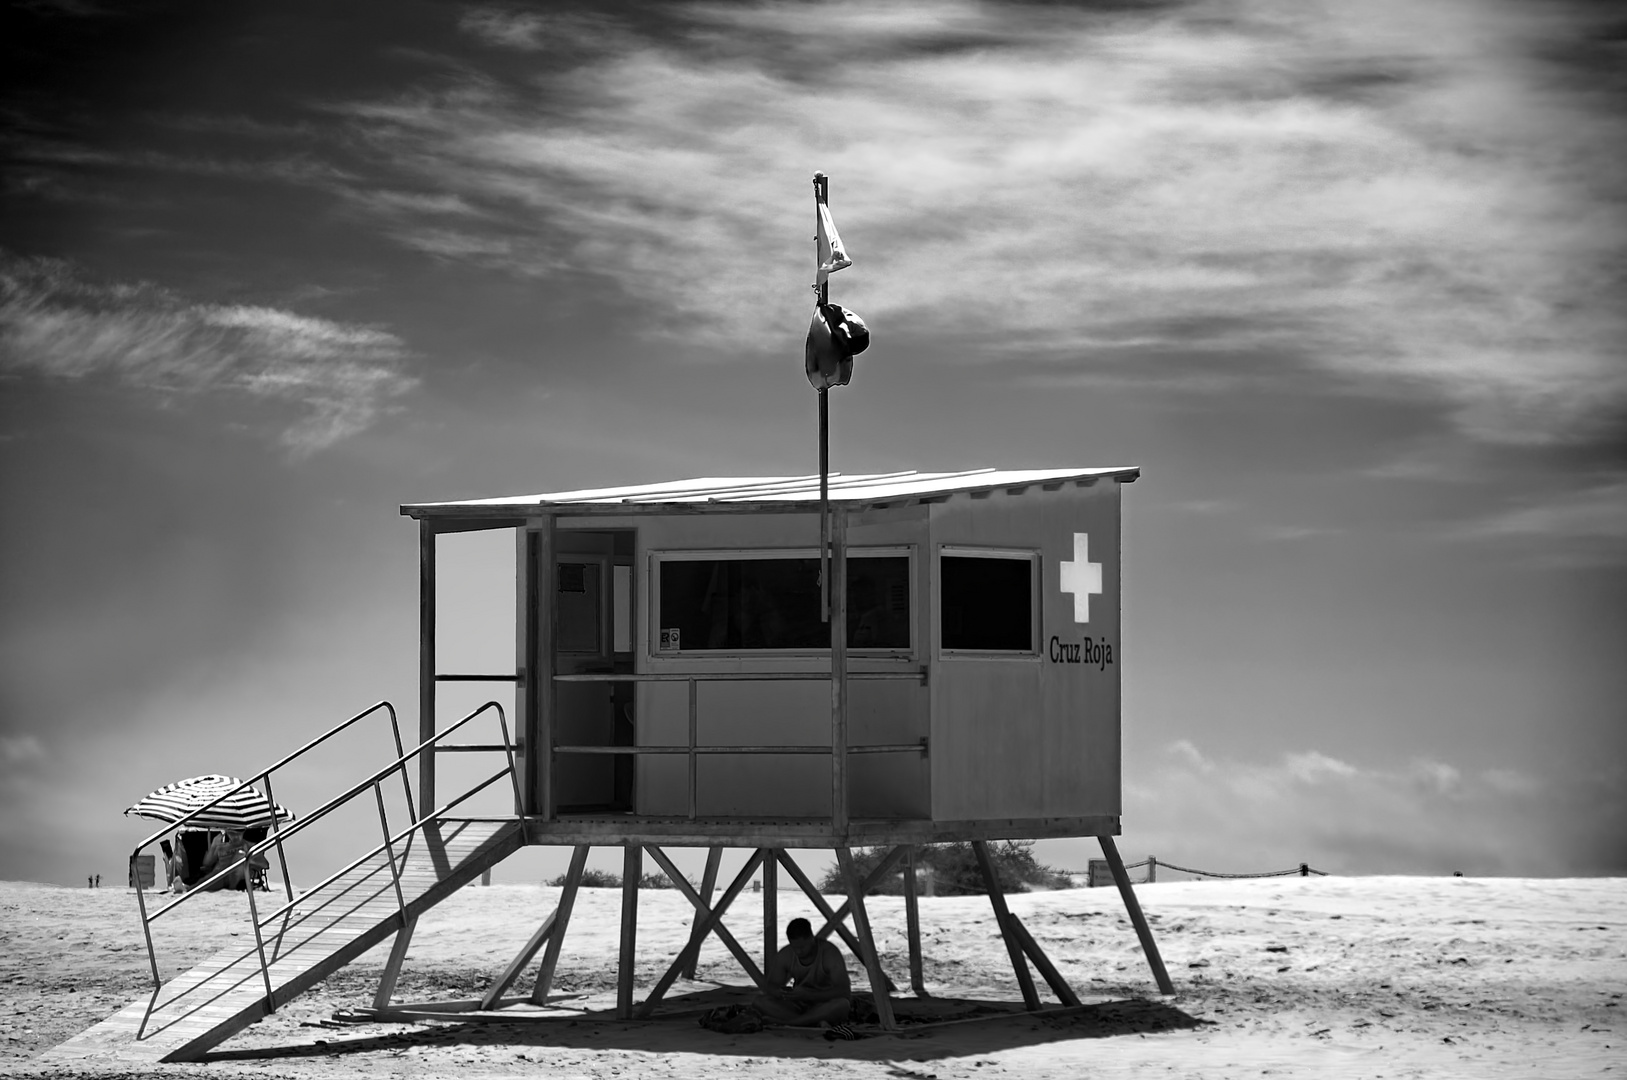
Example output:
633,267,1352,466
1,874,1621,1078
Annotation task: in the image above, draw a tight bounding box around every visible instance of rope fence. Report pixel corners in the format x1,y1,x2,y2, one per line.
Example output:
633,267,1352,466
1058,858,1329,885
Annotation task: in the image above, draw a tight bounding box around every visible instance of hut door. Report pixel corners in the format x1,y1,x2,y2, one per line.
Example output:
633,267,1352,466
554,532,635,813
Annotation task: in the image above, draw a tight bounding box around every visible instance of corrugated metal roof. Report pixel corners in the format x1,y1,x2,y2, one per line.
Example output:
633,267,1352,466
402,467,1138,516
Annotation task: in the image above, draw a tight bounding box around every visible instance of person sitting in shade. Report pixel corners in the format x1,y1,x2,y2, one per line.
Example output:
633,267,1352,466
196,830,250,891
752,918,851,1026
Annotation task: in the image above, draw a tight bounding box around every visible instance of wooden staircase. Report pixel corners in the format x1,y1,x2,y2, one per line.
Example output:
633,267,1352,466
42,817,524,1067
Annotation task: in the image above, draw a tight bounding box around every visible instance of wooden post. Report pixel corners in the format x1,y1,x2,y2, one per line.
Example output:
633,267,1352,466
618,844,642,1019
761,847,778,978
819,388,830,621
972,840,1041,1011
836,847,896,1030
830,507,849,834
903,847,926,997
373,914,417,1011
534,520,556,820
516,526,542,817
681,845,723,980
532,845,588,1004
1099,835,1174,994
418,520,436,819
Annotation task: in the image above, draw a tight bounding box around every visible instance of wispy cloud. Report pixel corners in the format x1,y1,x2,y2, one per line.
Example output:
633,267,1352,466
458,6,623,53
0,253,417,452
326,0,1624,447
0,735,45,767
1127,740,1624,875
1448,475,1627,566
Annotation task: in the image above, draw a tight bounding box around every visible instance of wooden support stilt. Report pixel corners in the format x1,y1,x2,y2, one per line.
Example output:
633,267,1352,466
531,845,588,1005
617,844,642,1019
972,840,1041,1011
903,847,927,997
1006,914,1080,1007
774,849,898,993
681,845,723,980
373,914,417,1011
417,521,436,819
761,847,778,977
637,846,768,1017
1099,835,1174,995
481,909,557,1011
836,846,896,1031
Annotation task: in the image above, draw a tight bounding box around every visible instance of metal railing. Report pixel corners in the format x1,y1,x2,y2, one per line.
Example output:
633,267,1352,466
129,701,519,1038
553,670,929,819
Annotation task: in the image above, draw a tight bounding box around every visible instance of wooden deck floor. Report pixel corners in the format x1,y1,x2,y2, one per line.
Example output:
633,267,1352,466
40,817,524,1067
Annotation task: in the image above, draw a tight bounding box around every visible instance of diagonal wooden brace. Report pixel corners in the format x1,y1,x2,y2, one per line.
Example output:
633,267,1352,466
482,910,556,1011
636,846,767,1018
681,846,723,980
531,845,589,1005
1006,913,1080,1007
815,845,912,942
774,849,899,993
373,914,417,1011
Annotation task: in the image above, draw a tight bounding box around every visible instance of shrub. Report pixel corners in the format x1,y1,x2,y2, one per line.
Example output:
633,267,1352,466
548,868,622,888
545,869,694,889
815,841,1071,896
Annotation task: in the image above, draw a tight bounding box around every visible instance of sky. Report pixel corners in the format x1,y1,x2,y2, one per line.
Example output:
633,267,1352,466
1,0,1623,891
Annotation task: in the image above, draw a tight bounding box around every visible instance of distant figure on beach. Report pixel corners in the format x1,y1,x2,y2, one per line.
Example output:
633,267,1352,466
87,876,93,888
95,873,101,888
161,839,187,892
751,917,851,1026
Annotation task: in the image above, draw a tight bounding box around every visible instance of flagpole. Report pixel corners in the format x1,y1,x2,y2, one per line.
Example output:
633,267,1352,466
815,172,831,623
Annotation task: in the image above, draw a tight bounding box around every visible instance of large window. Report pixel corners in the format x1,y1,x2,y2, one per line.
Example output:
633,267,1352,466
940,550,1036,653
656,552,911,652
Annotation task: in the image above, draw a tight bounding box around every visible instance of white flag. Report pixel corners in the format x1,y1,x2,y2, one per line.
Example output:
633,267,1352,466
816,201,853,284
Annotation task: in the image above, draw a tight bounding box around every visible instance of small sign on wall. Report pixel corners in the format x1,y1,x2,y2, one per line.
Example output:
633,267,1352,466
659,628,680,651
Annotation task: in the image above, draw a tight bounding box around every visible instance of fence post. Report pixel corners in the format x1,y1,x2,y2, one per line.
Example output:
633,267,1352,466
1147,856,1156,884
1300,862,1308,877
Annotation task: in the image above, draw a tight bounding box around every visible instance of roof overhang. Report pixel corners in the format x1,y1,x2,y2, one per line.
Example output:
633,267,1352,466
401,467,1140,522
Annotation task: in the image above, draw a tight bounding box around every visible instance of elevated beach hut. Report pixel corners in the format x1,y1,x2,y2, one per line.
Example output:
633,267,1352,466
396,465,1170,1020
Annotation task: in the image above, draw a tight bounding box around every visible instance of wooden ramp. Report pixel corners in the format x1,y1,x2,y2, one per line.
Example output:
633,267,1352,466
42,817,523,1067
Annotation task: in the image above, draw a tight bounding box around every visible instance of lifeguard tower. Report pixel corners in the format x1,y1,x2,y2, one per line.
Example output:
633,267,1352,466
406,466,1170,1016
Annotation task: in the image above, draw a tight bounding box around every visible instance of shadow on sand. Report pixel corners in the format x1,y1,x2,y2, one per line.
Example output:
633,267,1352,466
201,985,1208,1065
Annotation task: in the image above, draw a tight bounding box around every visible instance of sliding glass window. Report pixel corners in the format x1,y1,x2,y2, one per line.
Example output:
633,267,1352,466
655,550,911,653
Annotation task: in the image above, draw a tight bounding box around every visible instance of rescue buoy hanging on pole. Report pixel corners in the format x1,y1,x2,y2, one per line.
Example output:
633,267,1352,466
808,172,869,623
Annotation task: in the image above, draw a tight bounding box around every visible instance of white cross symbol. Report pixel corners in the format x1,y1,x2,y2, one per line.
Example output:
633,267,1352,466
1059,532,1102,624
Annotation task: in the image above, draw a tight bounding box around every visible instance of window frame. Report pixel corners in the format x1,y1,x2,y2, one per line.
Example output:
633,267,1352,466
935,545,1041,659
649,545,916,659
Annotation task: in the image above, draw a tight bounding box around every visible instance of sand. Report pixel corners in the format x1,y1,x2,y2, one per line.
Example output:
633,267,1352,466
1,874,1622,1078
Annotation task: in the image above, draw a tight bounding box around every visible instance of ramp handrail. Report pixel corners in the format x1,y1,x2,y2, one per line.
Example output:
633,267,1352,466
129,700,410,881
130,701,517,1037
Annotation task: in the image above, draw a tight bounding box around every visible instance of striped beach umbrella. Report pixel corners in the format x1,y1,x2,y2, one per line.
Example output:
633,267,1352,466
124,774,294,830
